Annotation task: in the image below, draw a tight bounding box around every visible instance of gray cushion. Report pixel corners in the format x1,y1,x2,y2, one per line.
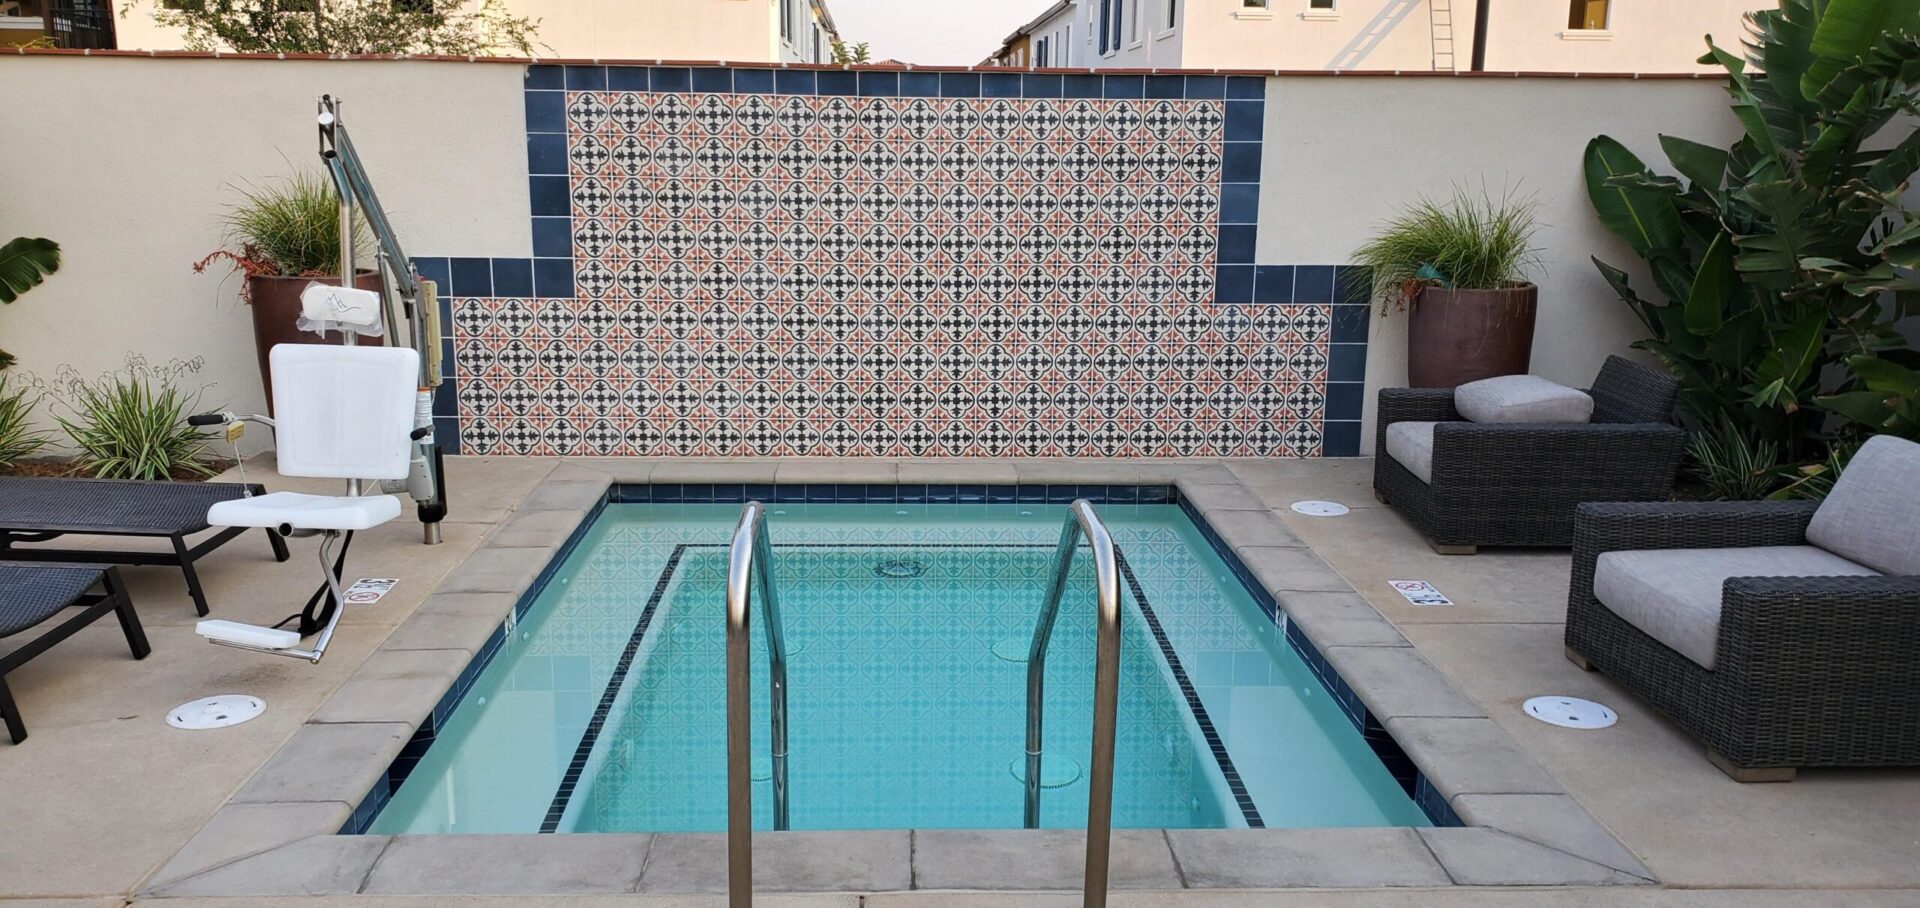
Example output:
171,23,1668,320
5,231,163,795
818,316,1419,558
1384,421,1437,483
1808,435,1920,576
1454,375,1594,424
1594,545,1879,669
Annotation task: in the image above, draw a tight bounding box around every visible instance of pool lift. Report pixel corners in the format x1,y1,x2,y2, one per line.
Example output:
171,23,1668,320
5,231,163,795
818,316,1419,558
189,96,449,665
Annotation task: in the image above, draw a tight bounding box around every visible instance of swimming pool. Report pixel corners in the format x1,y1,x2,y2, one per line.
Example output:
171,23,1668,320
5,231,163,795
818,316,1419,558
369,494,1430,834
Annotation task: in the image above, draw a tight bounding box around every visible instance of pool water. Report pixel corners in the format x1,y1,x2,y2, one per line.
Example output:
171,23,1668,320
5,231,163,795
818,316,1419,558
371,502,1428,834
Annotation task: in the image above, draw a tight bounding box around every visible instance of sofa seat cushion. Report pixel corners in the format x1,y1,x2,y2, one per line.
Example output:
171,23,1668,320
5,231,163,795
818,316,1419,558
1455,374,1594,424
1594,545,1879,669
1385,421,1437,484
1808,435,1920,576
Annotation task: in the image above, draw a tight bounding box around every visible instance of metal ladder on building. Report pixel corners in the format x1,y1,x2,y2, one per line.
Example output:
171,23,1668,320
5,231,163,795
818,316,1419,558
1430,0,1458,72
721,500,1121,907
724,501,793,908
1024,500,1124,908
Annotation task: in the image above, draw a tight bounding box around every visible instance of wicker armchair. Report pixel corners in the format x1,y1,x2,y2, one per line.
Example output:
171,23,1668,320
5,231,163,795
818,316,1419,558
1373,356,1685,552
1565,498,1920,781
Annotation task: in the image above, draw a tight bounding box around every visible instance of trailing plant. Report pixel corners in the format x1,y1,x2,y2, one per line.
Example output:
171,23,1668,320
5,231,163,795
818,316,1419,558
0,373,50,470
1351,188,1541,313
0,236,60,370
49,357,217,481
145,0,540,56
196,172,369,288
1584,0,1920,471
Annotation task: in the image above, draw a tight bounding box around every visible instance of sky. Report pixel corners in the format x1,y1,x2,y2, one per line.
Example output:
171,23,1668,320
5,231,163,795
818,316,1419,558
825,0,1054,65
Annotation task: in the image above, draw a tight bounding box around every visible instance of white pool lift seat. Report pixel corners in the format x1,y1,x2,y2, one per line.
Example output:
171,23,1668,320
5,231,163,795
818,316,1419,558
195,344,423,663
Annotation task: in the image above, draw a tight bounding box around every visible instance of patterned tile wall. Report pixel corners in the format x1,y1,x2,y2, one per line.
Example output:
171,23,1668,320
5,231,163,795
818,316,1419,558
419,65,1371,458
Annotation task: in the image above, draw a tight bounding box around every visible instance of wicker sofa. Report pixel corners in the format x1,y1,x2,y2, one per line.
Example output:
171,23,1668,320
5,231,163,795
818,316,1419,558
1373,355,1686,553
1565,435,1920,781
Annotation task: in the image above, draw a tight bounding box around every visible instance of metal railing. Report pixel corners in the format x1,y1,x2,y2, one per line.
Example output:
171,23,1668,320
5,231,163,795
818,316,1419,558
725,501,792,908
1024,499,1123,908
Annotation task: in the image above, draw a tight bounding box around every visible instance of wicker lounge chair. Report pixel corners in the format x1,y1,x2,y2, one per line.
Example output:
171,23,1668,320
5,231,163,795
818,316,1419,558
1373,355,1686,552
0,564,149,744
1565,435,1920,781
0,478,289,616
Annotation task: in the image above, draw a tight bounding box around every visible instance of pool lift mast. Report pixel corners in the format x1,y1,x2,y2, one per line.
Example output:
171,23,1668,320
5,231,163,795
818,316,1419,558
316,95,449,543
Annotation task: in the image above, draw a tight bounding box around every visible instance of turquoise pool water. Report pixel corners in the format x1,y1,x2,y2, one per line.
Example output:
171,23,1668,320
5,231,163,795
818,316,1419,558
371,502,1428,833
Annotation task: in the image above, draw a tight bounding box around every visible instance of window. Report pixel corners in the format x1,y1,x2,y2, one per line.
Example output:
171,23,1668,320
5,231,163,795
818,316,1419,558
1242,0,1266,7
1166,0,1177,29
1098,0,1111,53
812,25,821,61
1111,0,1124,50
1036,36,1049,67
780,0,792,41
390,0,431,11
1568,0,1608,29
1128,0,1139,43
1309,0,1334,8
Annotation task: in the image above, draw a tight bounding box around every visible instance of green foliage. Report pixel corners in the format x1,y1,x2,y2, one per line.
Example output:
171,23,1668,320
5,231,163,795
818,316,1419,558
50,357,216,481
1584,0,1920,478
214,172,362,278
148,0,540,55
1686,419,1785,501
0,373,50,470
832,40,870,64
1351,188,1540,312
0,236,60,370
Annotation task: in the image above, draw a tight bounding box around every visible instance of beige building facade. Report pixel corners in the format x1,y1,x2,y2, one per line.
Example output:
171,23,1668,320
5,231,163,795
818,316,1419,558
989,0,1769,72
113,0,841,62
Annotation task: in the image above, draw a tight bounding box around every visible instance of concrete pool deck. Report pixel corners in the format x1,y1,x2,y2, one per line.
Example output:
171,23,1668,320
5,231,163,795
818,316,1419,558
1,457,1916,906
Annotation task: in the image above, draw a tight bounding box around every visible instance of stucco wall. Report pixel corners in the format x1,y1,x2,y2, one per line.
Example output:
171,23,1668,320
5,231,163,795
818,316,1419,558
0,56,529,441
1257,74,1742,453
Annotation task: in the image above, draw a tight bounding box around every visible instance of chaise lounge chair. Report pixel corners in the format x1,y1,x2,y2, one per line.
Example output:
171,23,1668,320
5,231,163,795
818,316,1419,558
0,563,149,744
0,477,289,616
1565,435,1920,781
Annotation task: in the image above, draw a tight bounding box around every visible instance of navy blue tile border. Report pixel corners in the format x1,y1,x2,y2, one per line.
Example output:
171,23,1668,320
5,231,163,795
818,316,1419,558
344,484,1455,833
415,65,1388,458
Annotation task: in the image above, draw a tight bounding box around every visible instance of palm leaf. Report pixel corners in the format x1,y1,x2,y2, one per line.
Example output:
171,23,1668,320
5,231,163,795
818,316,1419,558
1584,136,1685,254
1803,0,1920,100
0,237,60,304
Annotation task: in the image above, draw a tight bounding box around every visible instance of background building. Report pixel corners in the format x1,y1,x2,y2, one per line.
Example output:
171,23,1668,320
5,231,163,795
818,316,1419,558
987,0,1769,72
113,0,842,61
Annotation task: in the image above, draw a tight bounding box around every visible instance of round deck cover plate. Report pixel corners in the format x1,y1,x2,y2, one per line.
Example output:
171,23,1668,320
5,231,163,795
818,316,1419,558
1524,696,1617,729
1290,500,1351,517
168,695,266,730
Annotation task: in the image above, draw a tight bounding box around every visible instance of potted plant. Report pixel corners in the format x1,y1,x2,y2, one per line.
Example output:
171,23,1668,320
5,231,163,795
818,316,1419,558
1353,190,1541,388
196,173,375,409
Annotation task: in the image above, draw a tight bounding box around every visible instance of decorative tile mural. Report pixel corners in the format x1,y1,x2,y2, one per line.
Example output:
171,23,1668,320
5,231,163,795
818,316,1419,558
422,66,1371,457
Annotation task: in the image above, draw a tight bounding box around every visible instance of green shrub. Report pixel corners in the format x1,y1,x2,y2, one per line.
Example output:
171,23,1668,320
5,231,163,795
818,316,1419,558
1685,420,1785,501
1351,188,1540,312
51,358,216,481
0,373,50,469
215,171,359,278
1584,0,1920,478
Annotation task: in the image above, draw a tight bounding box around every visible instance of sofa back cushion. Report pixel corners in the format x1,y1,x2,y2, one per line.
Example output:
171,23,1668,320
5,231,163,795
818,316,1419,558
1808,435,1920,576
1454,375,1593,424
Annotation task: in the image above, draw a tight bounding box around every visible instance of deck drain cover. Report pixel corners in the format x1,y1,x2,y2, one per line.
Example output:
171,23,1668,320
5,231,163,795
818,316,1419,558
168,695,265,730
1290,500,1351,517
1524,696,1617,729
1008,756,1082,789
874,558,927,579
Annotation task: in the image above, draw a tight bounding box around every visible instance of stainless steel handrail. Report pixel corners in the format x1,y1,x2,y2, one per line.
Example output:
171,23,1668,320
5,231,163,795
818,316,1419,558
726,501,792,908
1024,499,1123,908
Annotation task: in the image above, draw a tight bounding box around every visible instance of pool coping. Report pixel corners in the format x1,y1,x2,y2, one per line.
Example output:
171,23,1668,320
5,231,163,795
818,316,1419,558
141,459,1655,898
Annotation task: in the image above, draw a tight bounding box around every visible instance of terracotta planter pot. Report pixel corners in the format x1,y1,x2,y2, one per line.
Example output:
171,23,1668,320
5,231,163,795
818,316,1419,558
244,271,381,413
1406,284,1539,389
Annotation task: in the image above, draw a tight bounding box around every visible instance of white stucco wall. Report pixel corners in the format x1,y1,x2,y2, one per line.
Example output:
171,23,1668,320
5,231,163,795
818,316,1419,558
1257,74,1742,453
0,56,529,442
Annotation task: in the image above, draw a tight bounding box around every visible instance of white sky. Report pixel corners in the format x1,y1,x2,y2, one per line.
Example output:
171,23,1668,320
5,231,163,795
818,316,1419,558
826,0,1055,65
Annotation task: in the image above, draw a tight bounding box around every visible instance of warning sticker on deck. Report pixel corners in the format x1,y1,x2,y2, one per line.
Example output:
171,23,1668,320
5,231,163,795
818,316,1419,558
1388,580,1452,607
344,578,399,605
